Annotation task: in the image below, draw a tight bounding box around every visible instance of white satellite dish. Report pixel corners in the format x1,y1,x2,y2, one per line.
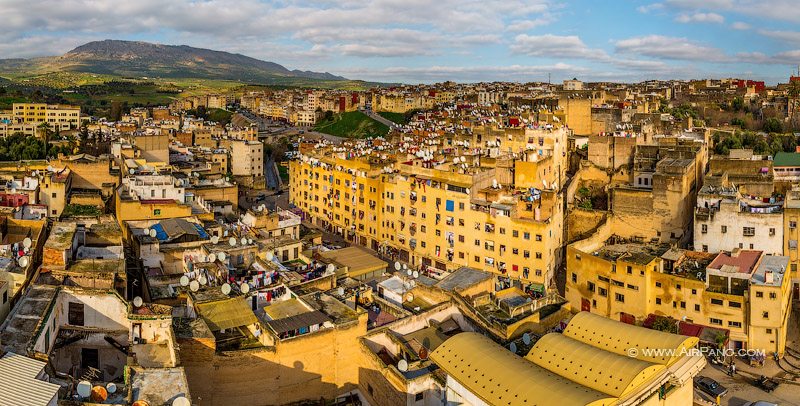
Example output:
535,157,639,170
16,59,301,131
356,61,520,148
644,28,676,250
337,287,345,296
149,228,157,238
211,235,220,244
106,382,117,394
241,237,247,245
394,261,401,271
77,381,92,398
189,280,200,292
221,283,232,295
180,275,190,286
397,359,408,372
523,333,531,345
326,263,335,273
218,252,226,261
199,275,208,286
465,188,470,194
412,271,419,279
22,238,31,249
128,168,135,175
266,251,274,261
133,296,143,307
406,269,412,276
18,256,29,268
172,397,191,406
406,292,415,302
402,264,408,270
248,238,253,245
510,342,517,353
208,253,217,262
229,237,237,246
240,283,250,294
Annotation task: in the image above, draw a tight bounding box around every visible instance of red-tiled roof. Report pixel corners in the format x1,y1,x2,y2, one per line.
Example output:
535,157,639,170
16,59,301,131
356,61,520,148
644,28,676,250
708,250,761,274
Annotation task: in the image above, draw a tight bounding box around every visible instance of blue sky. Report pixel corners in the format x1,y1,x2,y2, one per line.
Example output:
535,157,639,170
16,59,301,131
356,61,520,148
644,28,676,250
3,0,800,83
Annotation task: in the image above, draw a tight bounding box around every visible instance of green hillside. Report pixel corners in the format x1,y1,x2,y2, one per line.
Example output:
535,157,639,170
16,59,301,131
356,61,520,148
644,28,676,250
314,111,390,138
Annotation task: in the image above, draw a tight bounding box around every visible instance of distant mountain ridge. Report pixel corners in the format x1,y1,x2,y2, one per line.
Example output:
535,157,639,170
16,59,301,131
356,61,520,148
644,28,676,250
0,39,347,83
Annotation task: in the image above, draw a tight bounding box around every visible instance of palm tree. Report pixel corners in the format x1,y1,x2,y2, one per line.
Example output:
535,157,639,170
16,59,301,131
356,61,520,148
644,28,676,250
37,122,52,158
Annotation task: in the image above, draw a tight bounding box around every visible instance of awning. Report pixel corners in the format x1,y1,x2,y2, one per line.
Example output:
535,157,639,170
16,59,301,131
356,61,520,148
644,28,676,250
196,298,258,331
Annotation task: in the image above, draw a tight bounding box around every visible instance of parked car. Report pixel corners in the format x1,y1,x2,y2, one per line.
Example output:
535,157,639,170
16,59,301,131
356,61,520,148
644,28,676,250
694,376,728,398
743,402,778,406
754,375,779,393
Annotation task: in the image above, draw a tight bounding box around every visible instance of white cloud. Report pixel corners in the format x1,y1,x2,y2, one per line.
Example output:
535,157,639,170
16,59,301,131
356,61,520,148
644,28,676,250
510,34,608,60
757,30,800,44
675,12,725,23
731,21,751,30
637,3,665,13
614,35,730,62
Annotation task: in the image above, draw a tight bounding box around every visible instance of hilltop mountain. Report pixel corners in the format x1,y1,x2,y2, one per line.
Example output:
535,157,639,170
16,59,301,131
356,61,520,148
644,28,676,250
0,39,347,84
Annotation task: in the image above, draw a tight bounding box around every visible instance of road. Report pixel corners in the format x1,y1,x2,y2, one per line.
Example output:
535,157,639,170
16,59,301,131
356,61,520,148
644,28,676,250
362,109,399,129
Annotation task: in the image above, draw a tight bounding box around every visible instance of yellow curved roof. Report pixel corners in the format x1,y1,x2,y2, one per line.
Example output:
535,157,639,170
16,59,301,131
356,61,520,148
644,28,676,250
563,312,699,366
525,333,665,398
429,332,615,406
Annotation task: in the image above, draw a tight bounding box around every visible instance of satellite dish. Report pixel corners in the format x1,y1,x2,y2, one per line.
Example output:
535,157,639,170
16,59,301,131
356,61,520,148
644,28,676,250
229,237,237,246
77,381,92,398
128,168,135,175
149,229,157,238
402,264,408,270
406,269,412,276
133,296,143,307
465,188,470,194
510,342,517,353
199,275,208,286
189,280,200,292
17,256,29,268
90,386,108,402
326,263,335,273
240,283,250,294
208,253,217,262
406,292,415,302
221,283,232,295
241,237,247,245
337,287,345,296
412,271,419,278
218,252,226,261
106,382,117,394
211,235,220,244
418,347,428,360
248,238,253,245
22,238,31,249
394,261,401,271
523,333,531,345
397,359,408,372
172,397,191,406
180,276,190,286
266,251,274,261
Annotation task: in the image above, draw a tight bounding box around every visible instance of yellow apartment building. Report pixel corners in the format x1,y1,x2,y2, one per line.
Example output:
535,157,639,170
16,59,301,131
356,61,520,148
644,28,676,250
290,130,568,292
12,103,82,131
565,227,792,355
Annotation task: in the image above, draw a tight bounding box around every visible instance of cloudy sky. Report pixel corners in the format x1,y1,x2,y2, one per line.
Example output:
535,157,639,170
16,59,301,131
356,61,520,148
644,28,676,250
3,0,800,83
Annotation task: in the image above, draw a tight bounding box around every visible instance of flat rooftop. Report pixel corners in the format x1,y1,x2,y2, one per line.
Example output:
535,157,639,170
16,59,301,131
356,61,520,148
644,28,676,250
708,250,762,274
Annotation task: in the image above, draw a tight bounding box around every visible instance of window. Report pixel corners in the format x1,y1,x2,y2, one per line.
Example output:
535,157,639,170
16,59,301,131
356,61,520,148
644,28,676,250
743,227,755,236
587,281,595,292
702,245,708,252
770,292,777,299
535,234,542,241
626,266,632,274
695,304,700,311
676,284,681,290
756,291,763,298
701,224,707,234
729,301,741,308
721,225,727,233
154,209,161,216
770,228,776,236
615,293,625,302
728,321,742,328
655,281,662,288
598,287,607,297
711,298,723,305
367,384,374,396
523,232,531,240
1,290,6,304
763,311,769,319
680,301,686,309
415,393,424,402
710,318,722,326
656,298,662,304
51,192,57,198
767,328,773,334
571,273,577,283
791,221,797,229
68,302,84,326
691,289,697,295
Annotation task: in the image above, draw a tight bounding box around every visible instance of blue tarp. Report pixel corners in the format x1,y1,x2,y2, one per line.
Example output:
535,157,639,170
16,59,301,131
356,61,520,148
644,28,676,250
445,200,454,212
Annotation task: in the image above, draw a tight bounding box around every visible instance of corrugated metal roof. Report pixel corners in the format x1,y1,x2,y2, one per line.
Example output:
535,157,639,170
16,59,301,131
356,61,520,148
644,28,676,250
0,352,60,406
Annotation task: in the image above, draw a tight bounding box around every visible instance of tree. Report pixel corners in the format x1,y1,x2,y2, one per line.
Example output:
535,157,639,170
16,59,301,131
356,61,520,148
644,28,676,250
763,117,783,134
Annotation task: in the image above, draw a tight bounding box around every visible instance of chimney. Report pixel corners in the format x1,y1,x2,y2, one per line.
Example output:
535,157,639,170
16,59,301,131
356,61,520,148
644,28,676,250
765,270,774,285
